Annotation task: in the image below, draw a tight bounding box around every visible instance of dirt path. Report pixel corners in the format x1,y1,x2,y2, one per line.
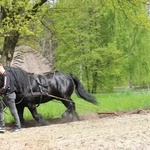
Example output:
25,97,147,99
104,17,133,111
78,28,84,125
0,111,150,150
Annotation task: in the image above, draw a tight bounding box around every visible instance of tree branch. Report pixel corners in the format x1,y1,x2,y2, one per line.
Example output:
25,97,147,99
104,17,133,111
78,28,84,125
25,0,48,20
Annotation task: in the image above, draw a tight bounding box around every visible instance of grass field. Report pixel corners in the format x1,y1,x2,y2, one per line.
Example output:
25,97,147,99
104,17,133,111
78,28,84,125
3,90,150,123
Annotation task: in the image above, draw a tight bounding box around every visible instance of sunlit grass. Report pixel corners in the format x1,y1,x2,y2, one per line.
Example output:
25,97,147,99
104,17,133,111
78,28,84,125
4,90,150,123
97,90,150,112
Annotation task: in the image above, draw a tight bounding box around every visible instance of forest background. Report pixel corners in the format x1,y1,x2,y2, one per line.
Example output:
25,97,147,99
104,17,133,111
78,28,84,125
0,0,150,93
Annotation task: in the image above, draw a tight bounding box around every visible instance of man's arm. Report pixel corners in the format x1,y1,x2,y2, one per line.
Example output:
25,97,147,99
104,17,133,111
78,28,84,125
0,73,10,94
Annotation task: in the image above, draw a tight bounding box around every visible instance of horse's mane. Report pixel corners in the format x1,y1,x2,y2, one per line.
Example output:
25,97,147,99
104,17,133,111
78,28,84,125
4,66,29,94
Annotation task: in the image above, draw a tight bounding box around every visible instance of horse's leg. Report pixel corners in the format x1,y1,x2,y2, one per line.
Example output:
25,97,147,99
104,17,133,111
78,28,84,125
16,104,25,126
61,98,80,122
27,103,48,126
61,101,71,119
70,101,80,121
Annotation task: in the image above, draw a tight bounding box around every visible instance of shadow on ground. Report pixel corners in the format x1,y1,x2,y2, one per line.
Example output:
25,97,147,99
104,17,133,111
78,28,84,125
6,109,150,130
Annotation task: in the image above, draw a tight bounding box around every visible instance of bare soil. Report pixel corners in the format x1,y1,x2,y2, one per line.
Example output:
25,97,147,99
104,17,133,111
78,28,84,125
0,109,150,150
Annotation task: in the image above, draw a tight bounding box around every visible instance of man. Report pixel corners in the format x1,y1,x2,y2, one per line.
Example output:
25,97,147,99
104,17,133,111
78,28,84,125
0,64,21,133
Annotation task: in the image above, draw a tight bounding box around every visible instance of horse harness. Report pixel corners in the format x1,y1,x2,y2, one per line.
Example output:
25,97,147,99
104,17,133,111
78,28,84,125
5,69,73,106
28,74,49,107
27,73,74,106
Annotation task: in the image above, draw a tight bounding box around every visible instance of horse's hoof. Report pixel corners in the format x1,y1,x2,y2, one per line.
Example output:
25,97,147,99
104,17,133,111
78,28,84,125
61,112,70,118
40,121,49,126
72,117,80,122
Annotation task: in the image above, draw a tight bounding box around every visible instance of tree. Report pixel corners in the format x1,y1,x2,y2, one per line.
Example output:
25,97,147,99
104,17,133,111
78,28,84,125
113,1,150,88
52,0,150,92
52,0,123,92
0,0,49,65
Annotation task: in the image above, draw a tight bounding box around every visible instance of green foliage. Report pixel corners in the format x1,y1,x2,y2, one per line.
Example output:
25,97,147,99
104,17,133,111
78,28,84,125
0,0,50,39
53,0,122,92
51,0,150,92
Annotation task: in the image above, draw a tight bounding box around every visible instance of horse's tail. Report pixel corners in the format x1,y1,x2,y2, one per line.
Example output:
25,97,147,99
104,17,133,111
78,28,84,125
70,74,98,105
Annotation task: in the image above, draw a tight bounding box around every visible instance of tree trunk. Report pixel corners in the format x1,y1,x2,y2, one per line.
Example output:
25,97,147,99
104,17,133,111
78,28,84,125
85,66,90,92
2,30,20,65
92,72,98,93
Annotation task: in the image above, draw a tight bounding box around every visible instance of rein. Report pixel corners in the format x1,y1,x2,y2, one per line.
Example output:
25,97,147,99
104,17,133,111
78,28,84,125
15,92,74,105
45,93,75,104
15,96,25,105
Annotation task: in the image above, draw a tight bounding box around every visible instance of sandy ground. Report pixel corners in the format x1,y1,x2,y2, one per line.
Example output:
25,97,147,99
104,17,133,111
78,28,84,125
0,110,150,150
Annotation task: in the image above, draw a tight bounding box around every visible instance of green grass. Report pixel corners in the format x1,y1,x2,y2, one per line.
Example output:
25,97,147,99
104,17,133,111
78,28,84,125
3,90,150,123
97,90,150,112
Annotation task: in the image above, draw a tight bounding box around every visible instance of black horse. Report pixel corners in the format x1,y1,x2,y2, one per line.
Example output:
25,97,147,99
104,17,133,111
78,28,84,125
0,67,97,126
